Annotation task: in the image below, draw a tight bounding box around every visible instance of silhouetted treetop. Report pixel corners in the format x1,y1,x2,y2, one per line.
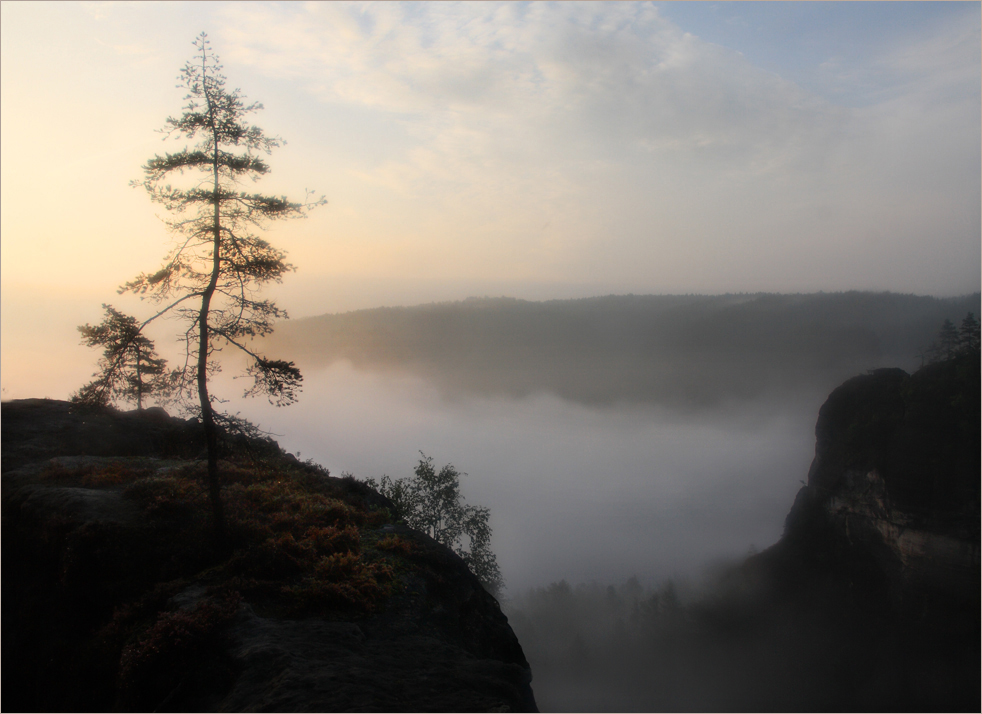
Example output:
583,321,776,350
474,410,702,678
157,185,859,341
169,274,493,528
73,305,173,410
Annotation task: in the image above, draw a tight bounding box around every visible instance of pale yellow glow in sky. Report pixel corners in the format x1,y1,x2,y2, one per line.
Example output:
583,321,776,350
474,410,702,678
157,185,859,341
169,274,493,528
2,1,979,399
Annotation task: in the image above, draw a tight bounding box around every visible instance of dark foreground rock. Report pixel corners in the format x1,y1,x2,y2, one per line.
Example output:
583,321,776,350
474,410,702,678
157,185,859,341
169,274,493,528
0,399,206,474
2,400,537,712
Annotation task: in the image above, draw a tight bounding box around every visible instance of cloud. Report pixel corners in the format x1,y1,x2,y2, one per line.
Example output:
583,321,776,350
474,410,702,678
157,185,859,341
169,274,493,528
79,1,122,22
210,1,979,293
218,2,843,166
816,7,981,107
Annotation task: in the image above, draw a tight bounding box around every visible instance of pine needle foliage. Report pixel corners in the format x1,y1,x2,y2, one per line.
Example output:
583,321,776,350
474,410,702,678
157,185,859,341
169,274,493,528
73,304,173,410
925,312,981,363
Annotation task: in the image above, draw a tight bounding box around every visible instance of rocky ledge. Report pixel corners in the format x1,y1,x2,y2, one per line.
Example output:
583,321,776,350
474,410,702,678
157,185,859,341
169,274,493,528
734,354,980,711
2,399,537,712
783,357,979,613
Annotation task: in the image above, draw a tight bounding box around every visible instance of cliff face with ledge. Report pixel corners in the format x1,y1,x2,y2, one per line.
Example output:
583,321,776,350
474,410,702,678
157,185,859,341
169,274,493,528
783,357,979,613
1,399,537,713
735,354,980,710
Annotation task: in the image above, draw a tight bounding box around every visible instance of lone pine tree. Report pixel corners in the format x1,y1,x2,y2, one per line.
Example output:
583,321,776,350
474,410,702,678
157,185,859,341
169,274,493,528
86,32,325,538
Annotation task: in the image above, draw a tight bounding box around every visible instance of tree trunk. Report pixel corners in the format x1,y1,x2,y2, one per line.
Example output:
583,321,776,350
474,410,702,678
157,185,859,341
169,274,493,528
136,352,143,411
198,44,226,545
198,291,224,542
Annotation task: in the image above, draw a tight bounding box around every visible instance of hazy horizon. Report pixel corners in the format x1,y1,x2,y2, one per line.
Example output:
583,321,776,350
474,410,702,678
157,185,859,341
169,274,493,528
3,287,979,403
3,2,980,350
3,1,980,399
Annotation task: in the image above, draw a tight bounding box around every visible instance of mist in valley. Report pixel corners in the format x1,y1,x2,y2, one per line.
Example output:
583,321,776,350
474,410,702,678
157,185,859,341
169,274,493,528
215,365,821,711
4,290,977,711
235,293,974,588
220,359,817,592
217,291,979,711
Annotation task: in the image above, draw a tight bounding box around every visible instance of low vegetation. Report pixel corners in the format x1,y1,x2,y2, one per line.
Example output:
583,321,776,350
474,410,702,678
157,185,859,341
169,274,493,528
366,453,503,597
26,449,420,709
40,453,400,613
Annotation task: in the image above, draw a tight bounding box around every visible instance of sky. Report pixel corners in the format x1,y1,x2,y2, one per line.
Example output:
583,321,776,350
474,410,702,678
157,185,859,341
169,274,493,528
1,1,980,399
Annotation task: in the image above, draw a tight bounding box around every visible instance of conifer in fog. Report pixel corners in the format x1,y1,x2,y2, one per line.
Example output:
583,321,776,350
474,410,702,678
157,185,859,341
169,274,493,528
79,32,325,538
958,312,980,353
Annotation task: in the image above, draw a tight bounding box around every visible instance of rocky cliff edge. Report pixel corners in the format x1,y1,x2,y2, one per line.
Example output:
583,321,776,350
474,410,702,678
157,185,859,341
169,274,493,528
728,353,980,710
2,399,537,712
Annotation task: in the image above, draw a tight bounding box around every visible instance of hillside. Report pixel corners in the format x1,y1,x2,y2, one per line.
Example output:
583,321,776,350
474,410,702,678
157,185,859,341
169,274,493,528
1,400,537,712
265,292,981,409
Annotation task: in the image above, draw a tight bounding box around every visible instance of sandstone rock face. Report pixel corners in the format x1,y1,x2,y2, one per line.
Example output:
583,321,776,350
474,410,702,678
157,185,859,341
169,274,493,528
749,356,981,710
784,358,980,615
820,468,980,606
1,400,537,712
1,399,206,474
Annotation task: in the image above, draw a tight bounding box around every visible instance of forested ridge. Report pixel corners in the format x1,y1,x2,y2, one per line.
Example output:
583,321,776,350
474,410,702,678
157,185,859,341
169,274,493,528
268,291,981,408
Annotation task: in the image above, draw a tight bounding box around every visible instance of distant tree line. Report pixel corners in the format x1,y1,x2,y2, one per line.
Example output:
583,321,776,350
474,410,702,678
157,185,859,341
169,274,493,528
503,562,978,712
923,312,980,364
267,291,982,410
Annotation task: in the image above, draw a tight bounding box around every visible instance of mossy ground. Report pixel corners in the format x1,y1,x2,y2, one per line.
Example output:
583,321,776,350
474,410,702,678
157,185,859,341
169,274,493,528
27,453,417,710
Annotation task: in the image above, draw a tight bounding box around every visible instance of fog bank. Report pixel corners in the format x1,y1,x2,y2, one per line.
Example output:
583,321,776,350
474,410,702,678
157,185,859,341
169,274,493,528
219,362,818,592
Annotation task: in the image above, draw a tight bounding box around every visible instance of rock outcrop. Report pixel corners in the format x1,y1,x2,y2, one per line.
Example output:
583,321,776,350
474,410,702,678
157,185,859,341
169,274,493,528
738,354,980,711
2,399,537,712
783,357,979,614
